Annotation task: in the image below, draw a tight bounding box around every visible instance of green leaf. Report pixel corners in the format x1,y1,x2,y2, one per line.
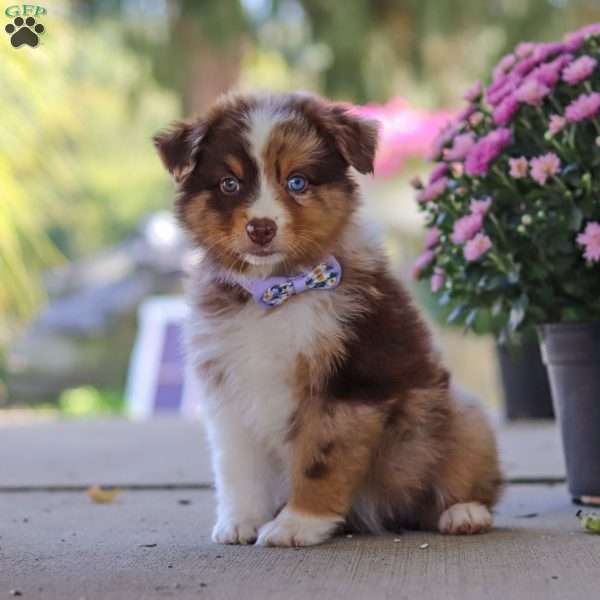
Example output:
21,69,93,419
569,207,583,231
507,269,520,284
562,306,587,322
486,275,508,290
528,261,547,280
563,281,587,298
447,304,465,324
509,295,529,332
438,291,452,306
581,172,592,194
491,297,503,317
465,308,478,328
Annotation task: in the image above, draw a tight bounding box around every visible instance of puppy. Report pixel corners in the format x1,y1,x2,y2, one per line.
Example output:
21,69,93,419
154,93,502,547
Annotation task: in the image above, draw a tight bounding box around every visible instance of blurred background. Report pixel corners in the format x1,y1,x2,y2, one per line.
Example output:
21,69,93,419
2,0,599,420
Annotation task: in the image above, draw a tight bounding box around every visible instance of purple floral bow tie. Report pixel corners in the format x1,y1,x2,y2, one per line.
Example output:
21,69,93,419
238,256,342,308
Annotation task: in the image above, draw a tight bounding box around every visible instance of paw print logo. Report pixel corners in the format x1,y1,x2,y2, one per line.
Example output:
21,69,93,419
5,16,45,48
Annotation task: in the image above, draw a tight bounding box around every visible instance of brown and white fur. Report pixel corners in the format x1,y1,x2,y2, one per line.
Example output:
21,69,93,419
154,93,502,547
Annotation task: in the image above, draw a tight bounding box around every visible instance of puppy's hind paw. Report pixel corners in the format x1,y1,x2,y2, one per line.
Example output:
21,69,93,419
256,507,342,547
438,502,492,535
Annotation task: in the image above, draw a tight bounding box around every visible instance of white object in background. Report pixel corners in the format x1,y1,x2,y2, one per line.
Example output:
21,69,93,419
125,295,202,419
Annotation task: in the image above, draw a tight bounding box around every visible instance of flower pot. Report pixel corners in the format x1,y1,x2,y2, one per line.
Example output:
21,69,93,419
538,322,600,504
496,337,554,421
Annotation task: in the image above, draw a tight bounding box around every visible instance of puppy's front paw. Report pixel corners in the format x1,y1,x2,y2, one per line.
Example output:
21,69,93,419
212,518,264,545
438,502,492,535
256,507,342,547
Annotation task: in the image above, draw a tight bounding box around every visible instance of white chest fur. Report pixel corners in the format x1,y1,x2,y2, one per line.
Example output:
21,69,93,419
187,290,343,453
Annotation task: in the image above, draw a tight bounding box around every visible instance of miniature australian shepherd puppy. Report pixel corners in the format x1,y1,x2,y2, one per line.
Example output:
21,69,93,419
153,92,502,547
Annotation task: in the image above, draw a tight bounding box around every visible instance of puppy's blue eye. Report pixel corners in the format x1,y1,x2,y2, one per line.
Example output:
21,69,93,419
286,175,307,193
220,176,240,194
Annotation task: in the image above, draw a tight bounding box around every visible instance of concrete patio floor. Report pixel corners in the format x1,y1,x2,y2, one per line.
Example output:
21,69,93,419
1,418,598,599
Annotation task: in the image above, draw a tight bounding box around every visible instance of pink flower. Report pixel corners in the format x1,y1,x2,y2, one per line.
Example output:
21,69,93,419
450,162,464,177
487,74,509,95
515,79,550,106
464,233,492,262
531,42,564,64
530,153,561,185
411,250,435,279
563,33,585,53
470,197,492,216
486,75,522,107
431,268,445,292
469,112,484,127
563,55,598,85
577,222,600,262
493,95,520,125
427,123,460,161
451,213,483,244
576,23,600,38
417,176,448,203
457,104,476,123
509,156,529,179
443,132,475,161
548,114,566,135
513,57,539,78
464,128,512,177
429,162,449,183
565,92,600,123
493,54,516,80
464,81,483,102
552,52,575,70
425,227,440,249
530,55,573,87
529,64,557,88
564,24,600,52
516,42,536,58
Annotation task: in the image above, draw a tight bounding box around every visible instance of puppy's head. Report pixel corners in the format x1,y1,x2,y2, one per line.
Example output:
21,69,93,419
153,93,378,273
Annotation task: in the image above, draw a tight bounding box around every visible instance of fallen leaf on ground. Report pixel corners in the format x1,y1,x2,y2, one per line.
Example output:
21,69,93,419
577,510,600,533
86,486,121,504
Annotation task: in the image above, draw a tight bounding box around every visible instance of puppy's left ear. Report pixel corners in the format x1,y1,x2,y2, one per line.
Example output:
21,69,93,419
153,120,206,183
327,104,379,174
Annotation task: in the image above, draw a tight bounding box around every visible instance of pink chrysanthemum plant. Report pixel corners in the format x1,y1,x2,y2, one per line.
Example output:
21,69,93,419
412,23,600,340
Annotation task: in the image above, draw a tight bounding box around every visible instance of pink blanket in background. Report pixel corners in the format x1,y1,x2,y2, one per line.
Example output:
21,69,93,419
353,98,456,177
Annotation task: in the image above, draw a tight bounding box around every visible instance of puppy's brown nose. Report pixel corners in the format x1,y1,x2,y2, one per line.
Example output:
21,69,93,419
246,218,277,246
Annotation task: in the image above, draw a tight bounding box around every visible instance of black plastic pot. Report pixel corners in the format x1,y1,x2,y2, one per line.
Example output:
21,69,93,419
538,322,600,503
497,337,554,420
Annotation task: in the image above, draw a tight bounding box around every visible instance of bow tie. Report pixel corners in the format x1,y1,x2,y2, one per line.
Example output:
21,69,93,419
238,256,342,308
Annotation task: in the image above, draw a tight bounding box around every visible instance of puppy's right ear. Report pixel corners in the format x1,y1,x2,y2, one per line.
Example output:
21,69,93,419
153,120,206,183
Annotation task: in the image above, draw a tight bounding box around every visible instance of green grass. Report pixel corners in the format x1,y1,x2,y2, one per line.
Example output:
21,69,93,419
33,386,126,417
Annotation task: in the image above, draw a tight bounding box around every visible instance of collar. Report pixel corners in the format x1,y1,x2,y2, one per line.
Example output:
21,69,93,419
235,256,342,308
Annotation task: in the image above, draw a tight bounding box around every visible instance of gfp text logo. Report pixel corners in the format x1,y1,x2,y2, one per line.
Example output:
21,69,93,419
4,4,46,47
